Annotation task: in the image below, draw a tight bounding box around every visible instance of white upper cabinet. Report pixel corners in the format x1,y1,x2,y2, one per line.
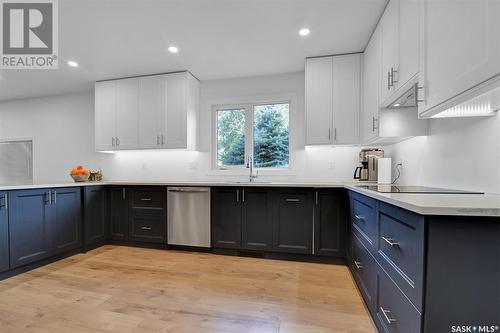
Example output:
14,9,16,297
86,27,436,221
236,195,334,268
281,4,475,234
95,71,199,151
305,54,361,145
332,54,361,144
362,26,381,143
305,57,333,145
138,75,165,149
379,0,399,104
94,81,116,151
397,0,419,90
418,0,500,117
115,78,139,150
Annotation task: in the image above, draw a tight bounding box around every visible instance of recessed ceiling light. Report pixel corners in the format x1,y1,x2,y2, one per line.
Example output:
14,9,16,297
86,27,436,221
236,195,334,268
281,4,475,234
299,28,310,36
168,46,179,53
67,60,79,68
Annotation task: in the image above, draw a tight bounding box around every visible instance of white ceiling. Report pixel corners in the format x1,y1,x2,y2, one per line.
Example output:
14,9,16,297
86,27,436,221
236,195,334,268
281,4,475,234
0,0,387,102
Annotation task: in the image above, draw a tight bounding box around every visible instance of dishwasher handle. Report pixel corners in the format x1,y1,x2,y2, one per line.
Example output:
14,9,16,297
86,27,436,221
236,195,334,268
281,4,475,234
167,188,210,193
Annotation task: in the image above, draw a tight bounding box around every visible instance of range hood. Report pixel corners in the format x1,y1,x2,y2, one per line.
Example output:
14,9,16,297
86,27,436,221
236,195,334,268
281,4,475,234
387,84,418,109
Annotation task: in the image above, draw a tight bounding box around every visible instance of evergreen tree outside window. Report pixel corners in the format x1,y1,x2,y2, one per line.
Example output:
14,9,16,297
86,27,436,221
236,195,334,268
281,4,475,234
214,102,290,169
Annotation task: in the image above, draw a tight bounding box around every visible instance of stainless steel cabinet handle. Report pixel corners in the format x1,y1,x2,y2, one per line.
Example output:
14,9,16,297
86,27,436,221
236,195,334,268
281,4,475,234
0,194,6,209
387,71,391,90
161,135,164,145
354,214,365,221
372,116,378,132
236,189,240,202
168,188,209,193
141,226,152,231
380,307,397,324
328,128,331,141
122,188,126,199
354,261,363,270
391,67,398,86
242,189,245,202
140,198,152,201
315,191,319,205
112,137,115,147
157,135,160,145
116,137,120,146
45,191,51,205
53,191,56,205
285,198,301,203
334,128,337,141
382,236,399,247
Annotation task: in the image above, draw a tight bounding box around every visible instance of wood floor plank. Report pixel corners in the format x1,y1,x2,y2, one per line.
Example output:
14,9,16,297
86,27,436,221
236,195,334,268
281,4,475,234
0,245,376,333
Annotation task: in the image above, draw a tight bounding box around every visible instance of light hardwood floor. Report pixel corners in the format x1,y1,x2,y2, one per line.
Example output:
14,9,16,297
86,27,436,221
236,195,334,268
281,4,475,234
0,246,376,333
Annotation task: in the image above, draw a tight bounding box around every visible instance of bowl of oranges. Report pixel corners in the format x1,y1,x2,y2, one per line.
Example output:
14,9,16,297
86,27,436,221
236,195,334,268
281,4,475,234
70,165,90,182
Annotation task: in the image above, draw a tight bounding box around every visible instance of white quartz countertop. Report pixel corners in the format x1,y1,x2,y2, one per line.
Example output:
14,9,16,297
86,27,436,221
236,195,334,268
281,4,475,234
0,180,499,217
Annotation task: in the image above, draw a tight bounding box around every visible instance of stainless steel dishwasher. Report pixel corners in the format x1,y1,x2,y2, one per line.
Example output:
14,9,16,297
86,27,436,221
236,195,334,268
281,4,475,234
167,187,210,248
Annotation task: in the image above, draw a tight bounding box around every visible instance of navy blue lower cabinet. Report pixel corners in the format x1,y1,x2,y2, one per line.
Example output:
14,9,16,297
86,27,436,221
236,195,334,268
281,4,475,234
0,191,9,272
313,189,346,257
423,216,500,333
109,187,129,241
349,231,376,313
84,186,108,249
9,189,53,269
52,187,82,255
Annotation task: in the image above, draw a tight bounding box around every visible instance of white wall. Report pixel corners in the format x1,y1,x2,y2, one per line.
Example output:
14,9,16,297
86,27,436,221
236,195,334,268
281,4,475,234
385,114,500,193
0,92,109,183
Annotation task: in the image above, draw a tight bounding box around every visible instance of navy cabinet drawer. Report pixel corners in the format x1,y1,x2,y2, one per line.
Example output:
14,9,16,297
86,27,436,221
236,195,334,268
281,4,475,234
375,267,421,333
129,213,166,243
349,192,377,251
350,231,376,313
130,188,166,212
377,202,424,310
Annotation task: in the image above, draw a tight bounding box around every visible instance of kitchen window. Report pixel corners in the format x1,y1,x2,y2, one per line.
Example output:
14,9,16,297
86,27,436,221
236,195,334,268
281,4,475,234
214,102,290,169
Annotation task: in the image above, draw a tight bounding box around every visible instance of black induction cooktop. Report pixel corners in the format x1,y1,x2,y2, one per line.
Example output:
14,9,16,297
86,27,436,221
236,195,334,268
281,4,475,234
357,185,483,194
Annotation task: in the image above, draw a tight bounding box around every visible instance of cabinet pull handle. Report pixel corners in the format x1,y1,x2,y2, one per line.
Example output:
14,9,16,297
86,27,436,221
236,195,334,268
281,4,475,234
334,128,337,141
391,67,398,85
354,261,363,270
161,135,164,145
382,236,399,247
141,226,152,231
157,135,160,145
122,188,126,199
116,137,120,146
45,191,51,205
387,71,391,90
315,191,319,205
140,198,152,201
380,307,397,324
417,86,425,103
328,128,331,141
354,214,365,221
236,189,240,202
112,137,115,147
285,198,301,203
53,191,56,205
242,189,245,202
372,116,378,132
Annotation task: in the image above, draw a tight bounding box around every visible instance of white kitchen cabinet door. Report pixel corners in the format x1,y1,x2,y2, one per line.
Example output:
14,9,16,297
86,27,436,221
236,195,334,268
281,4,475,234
115,78,139,150
305,57,334,145
138,75,166,149
164,72,187,149
94,81,116,151
396,0,419,91
379,0,399,105
332,54,361,144
362,26,381,144
419,0,500,116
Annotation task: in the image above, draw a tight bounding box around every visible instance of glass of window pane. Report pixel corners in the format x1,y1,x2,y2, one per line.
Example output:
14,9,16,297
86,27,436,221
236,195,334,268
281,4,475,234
216,109,246,167
253,103,289,168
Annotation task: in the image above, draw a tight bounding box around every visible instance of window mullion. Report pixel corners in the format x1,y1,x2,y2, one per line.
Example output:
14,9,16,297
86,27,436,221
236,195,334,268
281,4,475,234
244,104,254,164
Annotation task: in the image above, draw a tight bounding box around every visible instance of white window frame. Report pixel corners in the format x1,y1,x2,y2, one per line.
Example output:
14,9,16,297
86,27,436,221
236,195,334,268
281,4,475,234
211,95,295,174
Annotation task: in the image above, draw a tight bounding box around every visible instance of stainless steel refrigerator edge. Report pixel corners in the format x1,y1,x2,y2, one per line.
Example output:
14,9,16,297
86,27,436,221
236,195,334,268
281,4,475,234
167,187,211,248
